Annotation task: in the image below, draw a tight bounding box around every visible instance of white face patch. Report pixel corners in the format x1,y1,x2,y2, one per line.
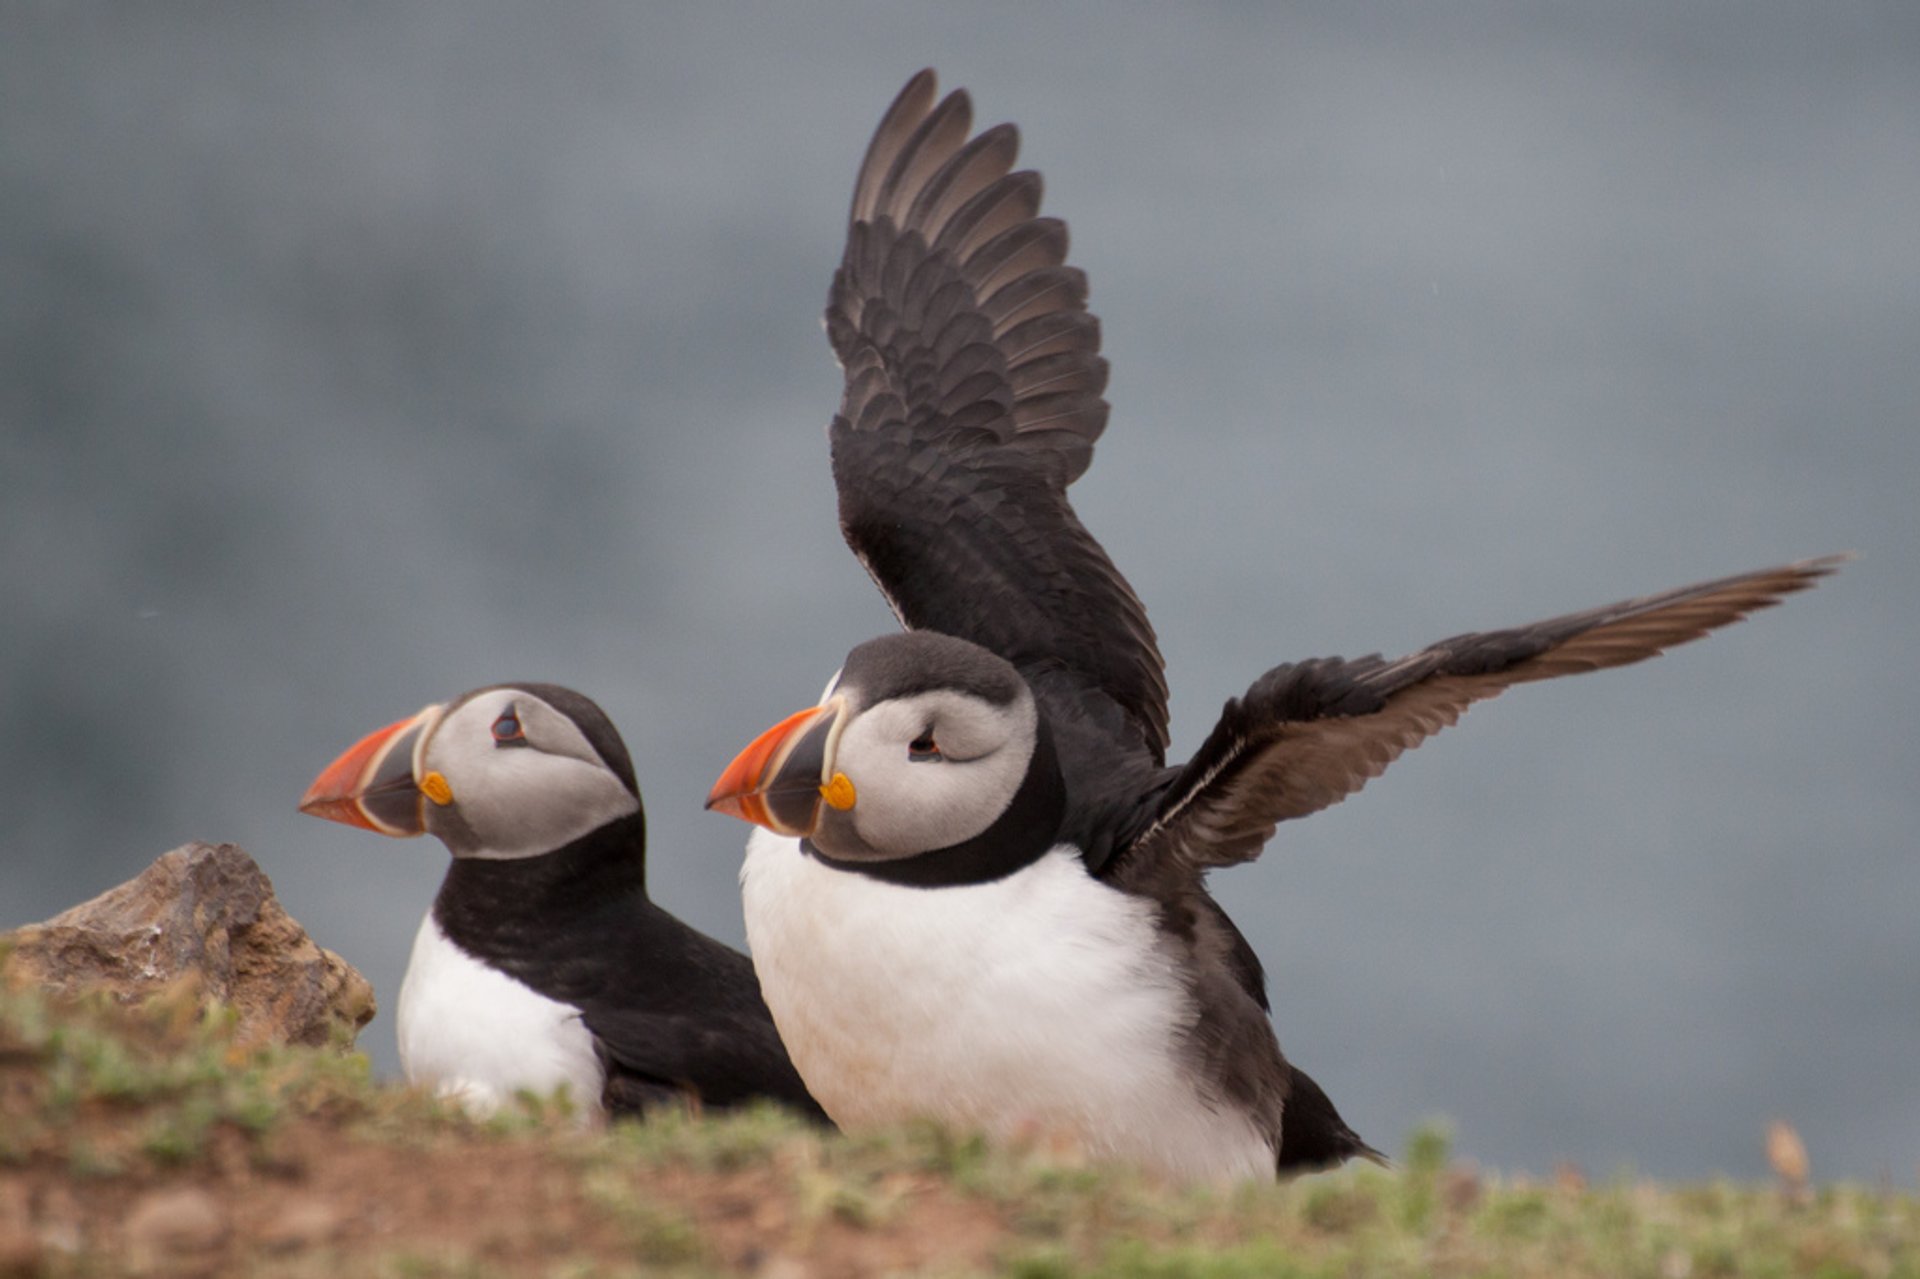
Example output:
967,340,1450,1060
420,688,639,859
832,687,1037,855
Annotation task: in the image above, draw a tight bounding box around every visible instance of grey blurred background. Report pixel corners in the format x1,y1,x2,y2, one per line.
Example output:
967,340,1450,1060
5,3,1913,1181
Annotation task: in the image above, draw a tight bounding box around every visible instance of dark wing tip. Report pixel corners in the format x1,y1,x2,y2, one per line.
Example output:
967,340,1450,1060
850,69,943,224
1792,550,1854,580
1483,551,1851,686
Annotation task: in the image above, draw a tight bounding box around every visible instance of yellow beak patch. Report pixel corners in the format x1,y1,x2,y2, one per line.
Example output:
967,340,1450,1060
819,772,856,812
420,772,454,806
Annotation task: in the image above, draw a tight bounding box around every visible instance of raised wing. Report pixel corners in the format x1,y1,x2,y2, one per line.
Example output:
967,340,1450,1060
826,69,1170,760
1124,555,1845,873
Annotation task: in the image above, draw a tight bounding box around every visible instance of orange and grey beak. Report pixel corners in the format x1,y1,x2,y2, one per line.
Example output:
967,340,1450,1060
706,697,852,837
298,704,444,837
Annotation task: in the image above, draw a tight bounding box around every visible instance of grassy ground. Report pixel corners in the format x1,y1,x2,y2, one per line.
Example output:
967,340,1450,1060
1,983,1913,1278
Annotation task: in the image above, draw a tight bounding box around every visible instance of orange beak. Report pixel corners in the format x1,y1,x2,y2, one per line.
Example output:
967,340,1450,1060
299,705,439,836
706,699,848,836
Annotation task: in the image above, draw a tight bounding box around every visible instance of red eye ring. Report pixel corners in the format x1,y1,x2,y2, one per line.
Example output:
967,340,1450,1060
492,709,526,745
907,732,940,761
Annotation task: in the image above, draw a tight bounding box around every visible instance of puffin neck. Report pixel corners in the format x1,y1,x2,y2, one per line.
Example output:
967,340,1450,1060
433,811,648,968
806,718,1065,888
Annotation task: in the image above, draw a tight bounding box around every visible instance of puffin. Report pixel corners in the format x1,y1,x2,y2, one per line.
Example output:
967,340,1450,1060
300,682,825,1123
703,70,1842,1181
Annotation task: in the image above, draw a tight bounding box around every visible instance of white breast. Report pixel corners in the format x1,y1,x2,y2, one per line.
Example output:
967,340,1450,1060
739,831,1275,1181
396,912,603,1120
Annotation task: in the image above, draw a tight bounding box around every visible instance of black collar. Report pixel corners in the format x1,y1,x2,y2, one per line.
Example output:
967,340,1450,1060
433,811,648,977
805,719,1066,888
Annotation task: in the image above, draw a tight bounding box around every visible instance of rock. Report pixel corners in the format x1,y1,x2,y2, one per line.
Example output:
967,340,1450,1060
2,843,375,1049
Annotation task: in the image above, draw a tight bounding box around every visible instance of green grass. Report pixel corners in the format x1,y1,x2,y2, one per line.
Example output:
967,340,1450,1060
2,979,1915,1278
2,977,376,1164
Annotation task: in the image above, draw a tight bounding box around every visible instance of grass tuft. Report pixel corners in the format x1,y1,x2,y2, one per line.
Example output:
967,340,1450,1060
1,978,387,1173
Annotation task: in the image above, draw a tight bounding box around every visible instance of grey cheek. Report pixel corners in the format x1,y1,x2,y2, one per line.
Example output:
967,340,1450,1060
426,806,485,858
819,809,891,862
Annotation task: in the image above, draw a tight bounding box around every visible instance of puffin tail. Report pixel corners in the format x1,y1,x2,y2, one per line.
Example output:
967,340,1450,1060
1276,1063,1388,1172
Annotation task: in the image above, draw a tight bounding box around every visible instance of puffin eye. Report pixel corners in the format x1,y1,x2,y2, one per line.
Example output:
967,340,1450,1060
491,709,527,746
907,732,941,762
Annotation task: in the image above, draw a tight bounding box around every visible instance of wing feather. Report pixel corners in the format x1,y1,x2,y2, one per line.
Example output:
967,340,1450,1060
827,70,1169,758
1124,556,1846,873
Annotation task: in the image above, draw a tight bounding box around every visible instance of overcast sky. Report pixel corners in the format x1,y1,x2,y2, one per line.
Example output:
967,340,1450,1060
5,3,1914,1182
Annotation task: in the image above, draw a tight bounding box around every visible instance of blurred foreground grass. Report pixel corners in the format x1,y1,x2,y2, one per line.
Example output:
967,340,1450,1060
1,979,1914,1278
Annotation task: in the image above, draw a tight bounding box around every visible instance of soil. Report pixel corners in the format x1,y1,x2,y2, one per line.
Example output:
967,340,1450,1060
0,1113,1010,1277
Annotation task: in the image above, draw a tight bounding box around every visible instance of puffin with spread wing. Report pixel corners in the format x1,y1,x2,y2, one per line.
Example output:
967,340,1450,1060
707,71,1841,1181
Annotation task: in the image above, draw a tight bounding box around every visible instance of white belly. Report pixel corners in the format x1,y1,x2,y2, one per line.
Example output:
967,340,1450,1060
396,912,603,1120
740,831,1274,1181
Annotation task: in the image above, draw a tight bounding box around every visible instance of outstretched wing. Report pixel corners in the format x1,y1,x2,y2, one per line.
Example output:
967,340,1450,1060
1124,555,1845,873
826,69,1170,760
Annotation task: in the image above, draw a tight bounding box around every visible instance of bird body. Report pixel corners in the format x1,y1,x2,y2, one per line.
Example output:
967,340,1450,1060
742,829,1276,1180
302,683,824,1122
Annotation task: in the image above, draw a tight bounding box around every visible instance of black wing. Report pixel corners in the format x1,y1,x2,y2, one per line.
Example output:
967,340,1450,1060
826,69,1170,761
588,1003,826,1122
1124,556,1845,873
581,914,828,1122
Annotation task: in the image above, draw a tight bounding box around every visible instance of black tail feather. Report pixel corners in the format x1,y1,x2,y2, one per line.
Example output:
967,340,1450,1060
1276,1063,1387,1172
